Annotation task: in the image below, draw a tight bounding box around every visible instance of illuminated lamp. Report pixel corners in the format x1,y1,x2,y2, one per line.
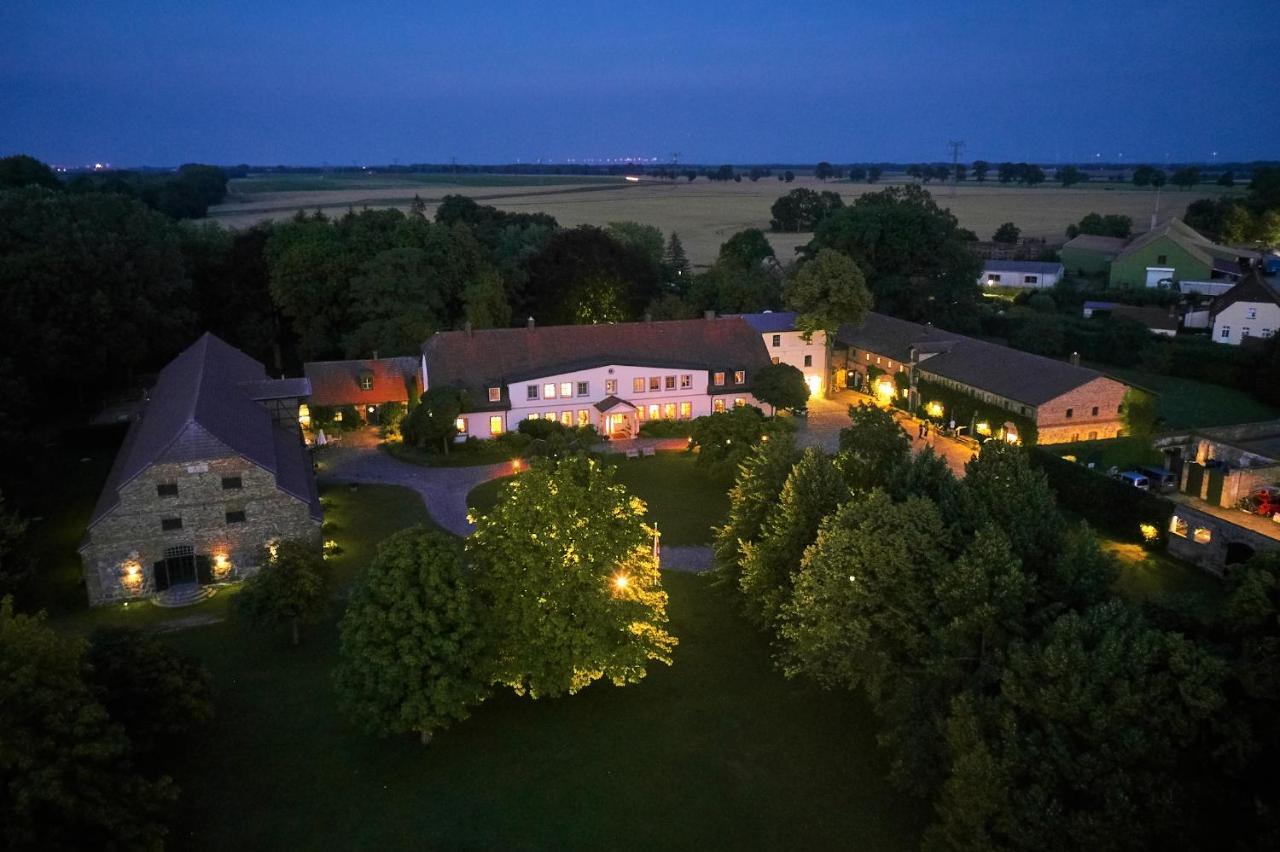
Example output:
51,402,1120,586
1139,524,1159,543
975,421,992,437
212,553,233,580
805,375,822,396
874,378,896,404
925,401,944,419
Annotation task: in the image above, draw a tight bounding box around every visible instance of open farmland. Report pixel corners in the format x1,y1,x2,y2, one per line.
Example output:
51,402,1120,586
207,173,1243,267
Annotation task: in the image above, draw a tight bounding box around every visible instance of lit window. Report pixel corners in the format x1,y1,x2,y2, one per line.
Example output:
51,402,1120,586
221,476,242,490
606,379,617,395
157,483,178,497
734,371,745,384
734,398,746,407
527,385,539,400
665,375,676,390
577,381,589,397
1088,431,1098,440
359,373,373,391
577,409,590,426
663,403,676,419
1170,516,1188,537
488,387,501,402
1193,527,1212,544
772,356,780,364
636,405,647,421
865,353,871,362
298,404,311,427
633,377,645,394
714,372,725,386
649,376,660,391
560,382,572,398
680,374,691,388
772,334,781,347
225,510,247,524
679,401,691,419
648,404,659,419
489,416,504,436
333,410,343,422
561,411,573,426
455,416,468,432
161,517,183,531
713,399,726,412
543,383,557,399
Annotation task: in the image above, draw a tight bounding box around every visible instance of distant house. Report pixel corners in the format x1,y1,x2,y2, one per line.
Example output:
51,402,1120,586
727,311,828,396
303,355,420,424
1081,302,1179,337
833,313,1133,445
1108,218,1257,288
1060,234,1128,276
1209,272,1280,345
977,260,1064,289
421,316,770,440
80,334,321,607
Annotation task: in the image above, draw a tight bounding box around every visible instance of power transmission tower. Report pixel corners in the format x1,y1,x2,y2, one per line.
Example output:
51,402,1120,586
947,140,965,195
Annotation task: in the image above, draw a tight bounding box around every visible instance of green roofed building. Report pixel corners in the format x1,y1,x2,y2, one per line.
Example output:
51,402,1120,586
1107,218,1257,288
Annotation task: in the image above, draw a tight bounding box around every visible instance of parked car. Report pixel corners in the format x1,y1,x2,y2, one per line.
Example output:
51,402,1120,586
1242,485,1280,517
1116,470,1151,491
1138,466,1178,493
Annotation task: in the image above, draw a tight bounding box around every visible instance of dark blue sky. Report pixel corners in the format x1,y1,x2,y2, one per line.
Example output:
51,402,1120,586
2,0,1276,167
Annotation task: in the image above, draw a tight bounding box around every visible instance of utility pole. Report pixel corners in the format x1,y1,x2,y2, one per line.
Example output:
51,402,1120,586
947,140,965,195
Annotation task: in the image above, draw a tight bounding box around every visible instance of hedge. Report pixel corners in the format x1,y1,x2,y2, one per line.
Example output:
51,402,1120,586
1031,449,1174,545
638,420,694,438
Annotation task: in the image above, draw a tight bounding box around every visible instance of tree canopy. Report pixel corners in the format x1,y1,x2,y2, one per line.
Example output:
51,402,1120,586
784,249,872,341
234,539,330,645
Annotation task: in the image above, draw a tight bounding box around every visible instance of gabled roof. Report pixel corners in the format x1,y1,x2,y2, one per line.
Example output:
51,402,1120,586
981,260,1065,275
1209,271,1280,317
1116,217,1260,268
422,318,770,409
1062,234,1128,256
836,313,1125,407
88,334,320,527
304,357,420,407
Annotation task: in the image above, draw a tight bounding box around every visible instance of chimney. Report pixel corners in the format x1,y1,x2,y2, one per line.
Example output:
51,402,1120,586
704,310,716,321
527,316,535,330
1069,351,1081,367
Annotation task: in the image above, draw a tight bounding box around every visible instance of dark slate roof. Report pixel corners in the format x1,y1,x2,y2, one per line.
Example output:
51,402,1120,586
240,377,312,401
422,318,770,410
594,395,636,411
981,260,1065,275
727,311,800,333
304,357,420,407
87,334,321,528
1210,271,1280,316
836,313,1124,407
1061,234,1128,256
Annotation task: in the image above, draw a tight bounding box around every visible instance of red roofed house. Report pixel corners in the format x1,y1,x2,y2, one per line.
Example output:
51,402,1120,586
303,356,421,425
422,315,771,440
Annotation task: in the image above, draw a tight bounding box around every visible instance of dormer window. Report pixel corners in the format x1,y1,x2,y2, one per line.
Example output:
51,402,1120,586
358,370,374,391
713,372,725,386
488,387,501,402
734,370,745,384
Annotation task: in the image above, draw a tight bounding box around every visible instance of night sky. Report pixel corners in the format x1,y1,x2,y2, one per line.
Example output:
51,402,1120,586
2,0,1276,167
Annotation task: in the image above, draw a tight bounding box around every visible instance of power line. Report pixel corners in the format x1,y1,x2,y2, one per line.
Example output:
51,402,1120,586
947,140,965,195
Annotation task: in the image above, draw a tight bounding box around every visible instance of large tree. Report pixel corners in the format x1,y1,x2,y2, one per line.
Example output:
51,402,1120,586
752,362,810,415
234,539,330,645
336,527,490,743
739,448,849,627
468,457,676,698
0,154,61,190
712,433,802,585
400,387,463,454
522,226,661,324
0,598,174,849
784,248,872,343
835,403,912,492
803,184,980,325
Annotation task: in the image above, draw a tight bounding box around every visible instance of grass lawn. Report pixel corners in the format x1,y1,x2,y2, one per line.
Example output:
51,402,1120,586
1095,366,1280,430
467,452,732,546
1049,435,1164,471
162,569,923,850
1104,538,1227,621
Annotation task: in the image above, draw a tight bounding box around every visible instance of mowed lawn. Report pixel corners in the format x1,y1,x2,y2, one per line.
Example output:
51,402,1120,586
160,481,922,850
1098,366,1279,430
467,452,732,546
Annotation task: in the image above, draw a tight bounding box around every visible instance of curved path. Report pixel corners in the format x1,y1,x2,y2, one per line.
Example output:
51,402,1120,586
317,444,714,571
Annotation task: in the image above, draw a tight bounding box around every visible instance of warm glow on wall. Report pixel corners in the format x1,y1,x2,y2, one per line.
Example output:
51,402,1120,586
298,404,311,427
121,556,142,587
975,421,992,436
925,401,944,419
212,553,233,580
805,375,822,396
875,378,896,404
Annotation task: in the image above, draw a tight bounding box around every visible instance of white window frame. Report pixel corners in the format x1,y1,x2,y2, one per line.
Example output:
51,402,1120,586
527,385,539,400
488,387,501,402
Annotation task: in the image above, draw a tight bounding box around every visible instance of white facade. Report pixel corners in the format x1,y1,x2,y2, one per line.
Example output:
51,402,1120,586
1212,301,1280,345
445,362,758,440
762,329,829,396
978,263,1063,289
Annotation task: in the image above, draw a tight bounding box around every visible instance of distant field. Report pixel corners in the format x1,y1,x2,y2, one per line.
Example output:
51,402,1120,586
206,173,1242,267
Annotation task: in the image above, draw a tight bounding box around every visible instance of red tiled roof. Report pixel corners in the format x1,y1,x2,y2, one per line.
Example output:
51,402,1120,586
422,318,770,409
303,357,421,407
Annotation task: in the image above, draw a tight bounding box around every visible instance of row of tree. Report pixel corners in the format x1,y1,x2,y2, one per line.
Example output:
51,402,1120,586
714,407,1280,849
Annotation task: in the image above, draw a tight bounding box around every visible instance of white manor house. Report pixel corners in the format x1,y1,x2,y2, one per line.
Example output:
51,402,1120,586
420,315,774,440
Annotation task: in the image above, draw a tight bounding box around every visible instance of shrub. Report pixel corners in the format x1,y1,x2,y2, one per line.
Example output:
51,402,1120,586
638,420,694,438
1031,450,1174,545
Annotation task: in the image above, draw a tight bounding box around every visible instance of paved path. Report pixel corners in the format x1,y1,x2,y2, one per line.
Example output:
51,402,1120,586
319,446,511,536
